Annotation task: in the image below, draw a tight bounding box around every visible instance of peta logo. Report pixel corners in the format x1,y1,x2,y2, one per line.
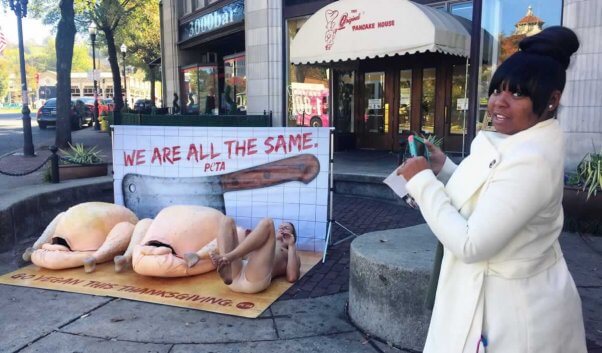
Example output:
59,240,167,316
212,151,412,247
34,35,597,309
236,301,255,310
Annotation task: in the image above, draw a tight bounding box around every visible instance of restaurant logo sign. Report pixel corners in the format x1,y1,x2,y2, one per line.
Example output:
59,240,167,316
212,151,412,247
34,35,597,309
180,0,244,42
324,7,395,50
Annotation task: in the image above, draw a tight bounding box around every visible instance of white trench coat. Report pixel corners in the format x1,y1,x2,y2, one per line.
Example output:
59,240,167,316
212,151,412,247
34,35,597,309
406,119,587,353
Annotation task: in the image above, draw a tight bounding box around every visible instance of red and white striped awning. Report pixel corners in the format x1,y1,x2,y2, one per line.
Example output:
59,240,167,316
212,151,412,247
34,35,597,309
290,0,471,65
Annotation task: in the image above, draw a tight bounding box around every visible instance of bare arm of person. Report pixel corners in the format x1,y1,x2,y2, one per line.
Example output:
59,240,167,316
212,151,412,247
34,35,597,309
284,234,301,282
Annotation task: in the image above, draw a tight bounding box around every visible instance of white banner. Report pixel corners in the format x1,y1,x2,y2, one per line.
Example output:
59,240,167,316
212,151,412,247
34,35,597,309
112,126,331,252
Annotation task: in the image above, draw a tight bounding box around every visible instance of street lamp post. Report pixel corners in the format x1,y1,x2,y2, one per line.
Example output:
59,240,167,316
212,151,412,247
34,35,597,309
120,44,127,109
88,22,100,130
9,0,34,156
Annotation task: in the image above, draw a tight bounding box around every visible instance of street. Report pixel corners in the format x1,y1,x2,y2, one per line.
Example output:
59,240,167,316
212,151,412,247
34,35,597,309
0,112,54,156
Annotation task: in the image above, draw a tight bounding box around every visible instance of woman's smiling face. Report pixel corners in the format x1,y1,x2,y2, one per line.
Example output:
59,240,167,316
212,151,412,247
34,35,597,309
488,88,542,135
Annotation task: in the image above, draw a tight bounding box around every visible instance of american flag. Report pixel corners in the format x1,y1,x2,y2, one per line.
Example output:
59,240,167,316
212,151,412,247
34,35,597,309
0,26,7,55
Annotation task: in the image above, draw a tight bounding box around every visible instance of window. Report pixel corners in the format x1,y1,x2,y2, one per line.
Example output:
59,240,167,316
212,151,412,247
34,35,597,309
181,65,218,115
83,86,95,97
399,70,412,133
363,72,385,134
182,67,199,113
421,68,436,135
71,86,81,96
334,70,354,133
431,1,472,20
223,55,246,113
450,64,468,135
180,0,192,16
195,0,206,10
286,16,330,127
450,1,473,20
477,0,562,130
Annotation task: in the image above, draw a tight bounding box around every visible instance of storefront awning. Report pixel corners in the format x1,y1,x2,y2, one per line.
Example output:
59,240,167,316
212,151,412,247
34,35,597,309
290,0,471,65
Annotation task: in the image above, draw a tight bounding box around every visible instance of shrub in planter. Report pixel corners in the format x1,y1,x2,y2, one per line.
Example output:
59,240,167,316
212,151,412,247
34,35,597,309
52,143,108,181
60,143,105,165
564,149,602,235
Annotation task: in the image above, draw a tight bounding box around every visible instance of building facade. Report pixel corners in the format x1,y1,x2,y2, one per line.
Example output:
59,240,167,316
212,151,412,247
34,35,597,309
159,0,601,169
160,0,283,122
7,71,154,109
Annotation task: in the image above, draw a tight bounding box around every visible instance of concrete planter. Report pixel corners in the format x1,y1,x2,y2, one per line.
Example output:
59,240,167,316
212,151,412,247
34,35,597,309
348,226,437,351
563,185,602,234
59,163,108,181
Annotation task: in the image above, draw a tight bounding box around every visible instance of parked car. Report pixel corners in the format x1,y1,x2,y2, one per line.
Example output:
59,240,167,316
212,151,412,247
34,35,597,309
78,97,112,117
36,98,92,130
133,99,153,114
103,98,115,112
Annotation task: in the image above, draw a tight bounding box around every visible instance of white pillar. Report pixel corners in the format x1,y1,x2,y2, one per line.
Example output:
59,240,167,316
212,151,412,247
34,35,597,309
245,0,283,125
161,0,181,112
561,0,602,171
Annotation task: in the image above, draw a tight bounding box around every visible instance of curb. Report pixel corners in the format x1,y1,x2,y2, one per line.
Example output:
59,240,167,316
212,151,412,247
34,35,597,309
0,176,114,253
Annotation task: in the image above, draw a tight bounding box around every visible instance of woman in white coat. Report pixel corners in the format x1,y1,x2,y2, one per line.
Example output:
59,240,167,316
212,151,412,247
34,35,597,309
398,26,587,353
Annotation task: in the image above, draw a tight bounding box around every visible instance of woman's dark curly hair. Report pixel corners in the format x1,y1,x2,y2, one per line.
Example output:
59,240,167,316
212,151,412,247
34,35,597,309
488,26,580,117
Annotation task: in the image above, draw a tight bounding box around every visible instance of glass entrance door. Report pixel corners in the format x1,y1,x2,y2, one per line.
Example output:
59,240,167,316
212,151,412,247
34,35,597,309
421,68,436,135
358,71,393,149
398,69,412,135
444,63,469,153
363,71,385,134
333,70,355,150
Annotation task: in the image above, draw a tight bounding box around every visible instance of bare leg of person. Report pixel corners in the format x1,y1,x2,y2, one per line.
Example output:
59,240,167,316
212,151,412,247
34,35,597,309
114,218,152,272
237,218,276,284
214,217,242,285
216,218,275,286
183,239,217,268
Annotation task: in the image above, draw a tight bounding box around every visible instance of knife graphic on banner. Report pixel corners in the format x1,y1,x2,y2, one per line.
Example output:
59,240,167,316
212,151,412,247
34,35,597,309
122,153,320,218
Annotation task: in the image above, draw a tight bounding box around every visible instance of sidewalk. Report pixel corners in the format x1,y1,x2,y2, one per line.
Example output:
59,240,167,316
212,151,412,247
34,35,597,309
0,127,114,198
0,128,600,352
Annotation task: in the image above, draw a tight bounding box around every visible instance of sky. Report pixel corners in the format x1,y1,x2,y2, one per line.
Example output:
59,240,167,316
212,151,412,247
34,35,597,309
0,9,53,45
483,0,563,35
0,1,564,47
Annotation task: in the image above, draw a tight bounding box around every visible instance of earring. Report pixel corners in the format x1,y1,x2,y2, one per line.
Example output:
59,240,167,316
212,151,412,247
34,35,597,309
549,104,554,110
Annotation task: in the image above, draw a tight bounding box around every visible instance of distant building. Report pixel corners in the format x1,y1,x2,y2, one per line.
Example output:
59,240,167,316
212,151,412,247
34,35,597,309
499,6,544,62
514,6,545,36
6,71,155,108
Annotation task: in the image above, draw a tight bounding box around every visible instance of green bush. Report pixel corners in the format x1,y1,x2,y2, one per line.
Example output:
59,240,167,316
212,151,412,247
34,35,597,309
576,150,602,200
59,143,105,165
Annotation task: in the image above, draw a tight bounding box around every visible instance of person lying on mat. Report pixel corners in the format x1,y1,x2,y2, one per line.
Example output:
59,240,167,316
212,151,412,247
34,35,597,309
187,217,301,294
114,205,225,277
22,202,139,272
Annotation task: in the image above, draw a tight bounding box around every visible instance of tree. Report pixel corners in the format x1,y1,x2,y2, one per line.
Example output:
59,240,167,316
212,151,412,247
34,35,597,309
55,0,76,148
117,0,160,105
71,42,93,72
29,0,150,121
82,0,144,124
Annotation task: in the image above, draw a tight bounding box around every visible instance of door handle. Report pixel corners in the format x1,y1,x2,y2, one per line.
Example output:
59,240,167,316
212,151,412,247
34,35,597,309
384,103,390,133
444,105,449,125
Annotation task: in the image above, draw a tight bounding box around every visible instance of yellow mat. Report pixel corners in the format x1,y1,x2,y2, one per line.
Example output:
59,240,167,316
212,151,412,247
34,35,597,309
0,251,321,318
